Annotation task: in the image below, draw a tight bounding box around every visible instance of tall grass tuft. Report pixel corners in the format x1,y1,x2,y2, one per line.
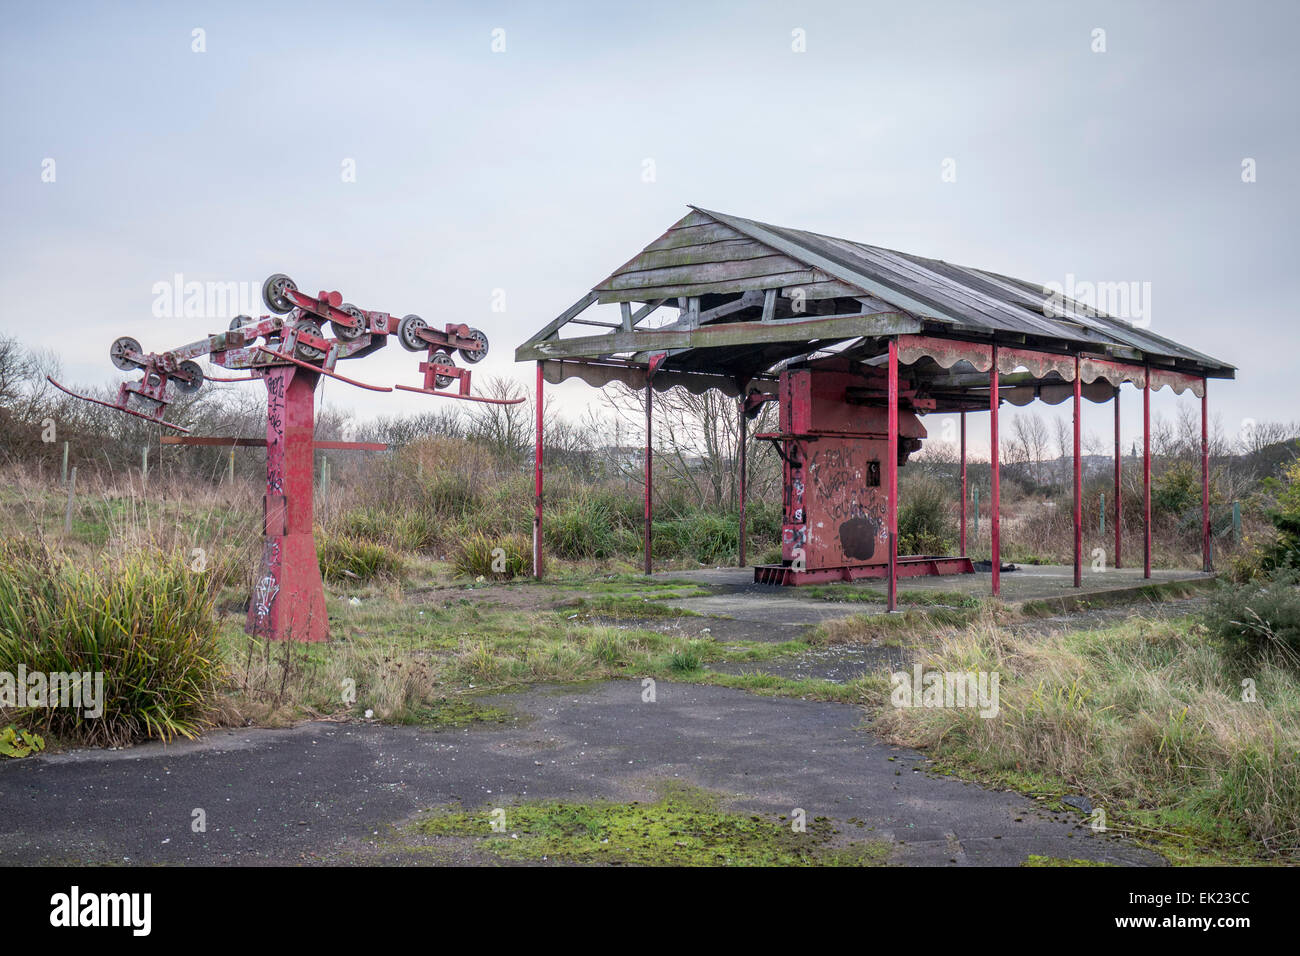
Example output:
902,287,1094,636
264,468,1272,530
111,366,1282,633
0,538,224,745
452,532,531,579
317,531,404,583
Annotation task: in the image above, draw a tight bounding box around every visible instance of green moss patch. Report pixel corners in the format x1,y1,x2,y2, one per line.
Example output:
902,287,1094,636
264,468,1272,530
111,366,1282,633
1023,855,1115,867
412,782,891,866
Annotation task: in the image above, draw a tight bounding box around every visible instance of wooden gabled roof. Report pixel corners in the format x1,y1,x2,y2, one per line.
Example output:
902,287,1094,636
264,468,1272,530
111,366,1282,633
517,206,1235,388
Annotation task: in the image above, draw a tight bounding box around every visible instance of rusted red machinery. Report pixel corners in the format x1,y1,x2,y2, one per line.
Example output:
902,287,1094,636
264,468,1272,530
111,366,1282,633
50,273,522,642
752,360,974,585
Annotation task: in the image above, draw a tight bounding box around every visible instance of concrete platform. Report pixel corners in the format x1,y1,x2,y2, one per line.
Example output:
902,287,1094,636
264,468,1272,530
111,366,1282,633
661,564,1213,625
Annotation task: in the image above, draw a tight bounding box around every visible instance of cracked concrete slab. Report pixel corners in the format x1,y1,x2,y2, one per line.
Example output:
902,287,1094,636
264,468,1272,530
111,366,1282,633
0,680,1162,867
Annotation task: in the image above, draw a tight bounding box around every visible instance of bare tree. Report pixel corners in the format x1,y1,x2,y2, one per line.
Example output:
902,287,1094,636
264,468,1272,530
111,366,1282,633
464,375,532,461
1009,412,1051,485
600,383,780,509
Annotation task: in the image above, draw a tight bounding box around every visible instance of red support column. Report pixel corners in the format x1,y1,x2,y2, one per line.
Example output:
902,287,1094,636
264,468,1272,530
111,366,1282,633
644,383,653,576
1202,378,1211,572
246,366,328,643
1113,385,1121,569
887,339,899,611
738,397,748,567
990,345,1001,596
1073,356,1082,588
533,361,544,579
959,411,967,557
1143,368,1152,579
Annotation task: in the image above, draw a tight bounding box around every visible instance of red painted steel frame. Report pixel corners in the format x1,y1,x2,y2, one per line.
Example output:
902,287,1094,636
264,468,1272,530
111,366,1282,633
959,412,967,557
644,385,653,575
1144,370,1152,579
246,366,328,643
46,376,192,432
990,345,1001,596
738,399,748,567
887,340,899,611
1073,356,1082,588
1114,387,1122,569
1202,378,1211,572
533,362,544,578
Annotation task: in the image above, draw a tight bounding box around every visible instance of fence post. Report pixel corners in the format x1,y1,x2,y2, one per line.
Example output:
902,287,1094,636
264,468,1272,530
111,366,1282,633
64,466,77,533
1100,491,1105,535
1232,500,1241,544
142,446,149,486
62,441,69,484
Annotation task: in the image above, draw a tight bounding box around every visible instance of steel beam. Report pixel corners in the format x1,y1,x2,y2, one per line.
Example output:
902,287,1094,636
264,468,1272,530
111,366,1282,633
959,412,967,557
1144,369,1152,579
990,345,1001,597
246,366,328,643
1074,355,1082,588
1113,386,1122,569
738,398,748,567
887,339,899,611
644,384,653,575
534,361,544,578
1202,378,1211,572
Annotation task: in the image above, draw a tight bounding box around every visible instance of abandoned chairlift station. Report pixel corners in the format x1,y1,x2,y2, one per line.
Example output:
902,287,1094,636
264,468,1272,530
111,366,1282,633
516,206,1235,611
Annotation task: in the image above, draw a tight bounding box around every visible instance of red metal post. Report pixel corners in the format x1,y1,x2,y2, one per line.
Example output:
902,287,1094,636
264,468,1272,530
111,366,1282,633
959,411,967,557
533,361,544,578
246,366,328,643
644,383,653,575
738,397,748,567
990,345,1001,596
1073,356,1082,588
1202,378,1211,572
1113,386,1121,569
1143,368,1152,579
887,339,899,611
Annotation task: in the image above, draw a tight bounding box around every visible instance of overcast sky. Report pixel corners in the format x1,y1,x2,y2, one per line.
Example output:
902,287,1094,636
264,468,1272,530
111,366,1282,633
2,0,1295,456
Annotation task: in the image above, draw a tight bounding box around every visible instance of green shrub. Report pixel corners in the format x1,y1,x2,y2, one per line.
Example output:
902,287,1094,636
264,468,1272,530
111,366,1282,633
422,472,482,517
899,478,955,555
334,507,436,552
452,532,531,579
546,496,616,559
682,511,738,564
669,646,702,672
1206,576,1300,665
0,540,224,744
1152,462,1201,520
1260,459,1300,573
317,532,404,583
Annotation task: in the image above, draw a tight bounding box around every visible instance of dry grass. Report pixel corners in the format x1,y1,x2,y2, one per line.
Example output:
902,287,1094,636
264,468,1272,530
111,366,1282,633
870,611,1300,860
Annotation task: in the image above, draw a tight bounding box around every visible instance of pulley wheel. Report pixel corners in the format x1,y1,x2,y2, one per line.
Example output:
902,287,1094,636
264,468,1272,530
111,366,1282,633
398,313,428,352
110,336,143,371
293,320,325,361
174,360,205,394
429,350,455,390
262,273,298,314
459,327,489,364
334,303,366,341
